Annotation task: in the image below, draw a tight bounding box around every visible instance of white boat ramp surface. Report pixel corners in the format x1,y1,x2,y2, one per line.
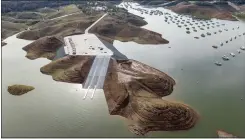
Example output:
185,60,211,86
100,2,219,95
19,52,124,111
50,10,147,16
64,34,113,56
63,13,111,99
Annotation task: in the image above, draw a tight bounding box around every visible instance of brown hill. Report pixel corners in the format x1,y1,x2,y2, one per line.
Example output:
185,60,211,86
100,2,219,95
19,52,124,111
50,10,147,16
168,2,238,21
8,84,35,96
22,36,63,60
40,55,198,135
89,11,169,44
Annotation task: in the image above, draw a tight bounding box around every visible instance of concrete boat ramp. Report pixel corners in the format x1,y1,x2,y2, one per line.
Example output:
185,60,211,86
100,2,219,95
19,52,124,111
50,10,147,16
64,34,113,56
83,55,111,99
63,13,111,99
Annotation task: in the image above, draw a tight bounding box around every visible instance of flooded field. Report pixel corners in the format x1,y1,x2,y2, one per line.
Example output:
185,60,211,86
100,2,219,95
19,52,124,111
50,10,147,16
2,2,245,138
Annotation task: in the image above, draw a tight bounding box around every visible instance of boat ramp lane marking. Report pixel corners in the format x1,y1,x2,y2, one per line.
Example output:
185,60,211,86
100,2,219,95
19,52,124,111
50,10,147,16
83,55,111,100
94,55,111,89
90,55,111,99
83,56,102,89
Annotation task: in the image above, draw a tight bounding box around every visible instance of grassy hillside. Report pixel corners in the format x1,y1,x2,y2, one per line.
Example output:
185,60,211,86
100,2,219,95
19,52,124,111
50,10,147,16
44,4,81,19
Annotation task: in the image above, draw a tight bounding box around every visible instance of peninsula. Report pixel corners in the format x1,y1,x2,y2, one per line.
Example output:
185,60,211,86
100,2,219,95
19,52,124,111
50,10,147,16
4,2,198,136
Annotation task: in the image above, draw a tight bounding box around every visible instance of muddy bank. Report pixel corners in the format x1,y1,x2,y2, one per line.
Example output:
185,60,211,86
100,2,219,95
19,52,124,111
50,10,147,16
40,55,198,135
22,36,64,60
8,84,35,96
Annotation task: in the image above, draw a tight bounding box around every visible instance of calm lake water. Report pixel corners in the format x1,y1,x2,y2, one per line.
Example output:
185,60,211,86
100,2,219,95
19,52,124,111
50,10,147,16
2,2,245,137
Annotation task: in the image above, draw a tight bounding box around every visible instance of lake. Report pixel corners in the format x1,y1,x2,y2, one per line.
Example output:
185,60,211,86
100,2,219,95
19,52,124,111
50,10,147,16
2,2,245,137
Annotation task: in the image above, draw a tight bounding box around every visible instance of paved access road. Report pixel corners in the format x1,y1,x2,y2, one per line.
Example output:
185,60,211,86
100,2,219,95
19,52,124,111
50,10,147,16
85,13,108,34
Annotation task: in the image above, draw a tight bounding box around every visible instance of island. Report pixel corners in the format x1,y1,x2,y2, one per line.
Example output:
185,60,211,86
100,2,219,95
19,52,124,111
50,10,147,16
8,84,35,96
